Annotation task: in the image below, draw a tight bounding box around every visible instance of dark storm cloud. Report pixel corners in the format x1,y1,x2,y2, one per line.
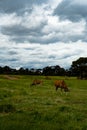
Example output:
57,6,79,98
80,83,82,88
0,0,47,14
1,20,47,43
8,51,18,55
54,0,87,21
1,25,42,37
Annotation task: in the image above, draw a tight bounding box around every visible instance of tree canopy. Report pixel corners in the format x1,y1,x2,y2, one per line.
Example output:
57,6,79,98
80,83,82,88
0,57,87,79
70,57,87,79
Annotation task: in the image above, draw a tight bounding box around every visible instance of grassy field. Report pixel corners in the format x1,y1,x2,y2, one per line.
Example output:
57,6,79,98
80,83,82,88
0,75,87,130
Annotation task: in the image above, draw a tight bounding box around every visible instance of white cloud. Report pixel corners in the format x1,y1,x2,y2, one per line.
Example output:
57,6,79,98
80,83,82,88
0,0,87,69
48,0,63,9
42,17,86,43
0,1,86,44
0,37,87,68
0,13,21,26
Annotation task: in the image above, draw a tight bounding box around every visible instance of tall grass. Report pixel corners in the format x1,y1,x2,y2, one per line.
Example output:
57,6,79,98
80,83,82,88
0,75,87,130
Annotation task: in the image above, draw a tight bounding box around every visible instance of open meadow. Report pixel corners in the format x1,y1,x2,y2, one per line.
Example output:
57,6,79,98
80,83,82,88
0,75,87,130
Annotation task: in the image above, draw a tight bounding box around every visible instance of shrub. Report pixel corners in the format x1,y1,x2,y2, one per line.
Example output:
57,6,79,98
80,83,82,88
0,104,16,113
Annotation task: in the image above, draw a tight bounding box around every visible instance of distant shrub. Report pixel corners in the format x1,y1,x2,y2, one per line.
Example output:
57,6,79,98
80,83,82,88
59,106,71,112
0,104,16,113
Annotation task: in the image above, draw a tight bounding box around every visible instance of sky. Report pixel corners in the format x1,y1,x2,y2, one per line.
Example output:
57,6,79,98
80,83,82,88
0,0,87,69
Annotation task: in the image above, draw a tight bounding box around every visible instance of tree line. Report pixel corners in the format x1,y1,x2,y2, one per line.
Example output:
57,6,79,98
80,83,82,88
0,57,87,79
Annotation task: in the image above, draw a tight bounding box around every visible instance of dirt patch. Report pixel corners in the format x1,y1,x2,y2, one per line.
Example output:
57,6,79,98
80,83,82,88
3,75,20,80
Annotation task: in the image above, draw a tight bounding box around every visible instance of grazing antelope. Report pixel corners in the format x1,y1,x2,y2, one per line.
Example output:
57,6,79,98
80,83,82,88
54,80,69,92
31,79,42,86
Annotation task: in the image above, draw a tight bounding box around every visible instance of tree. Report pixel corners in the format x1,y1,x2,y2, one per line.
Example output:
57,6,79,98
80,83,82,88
42,65,66,76
3,66,11,74
0,66,3,74
70,57,87,79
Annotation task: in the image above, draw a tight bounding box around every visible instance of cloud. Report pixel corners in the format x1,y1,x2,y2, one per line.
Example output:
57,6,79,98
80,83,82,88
0,37,87,69
0,0,87,69
0,5,47,42
42,16,86,43
0,8,86,44
0,0,48,14
54,0,87,22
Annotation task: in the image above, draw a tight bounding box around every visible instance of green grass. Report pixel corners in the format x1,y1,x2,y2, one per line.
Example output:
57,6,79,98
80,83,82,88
0,75,87,130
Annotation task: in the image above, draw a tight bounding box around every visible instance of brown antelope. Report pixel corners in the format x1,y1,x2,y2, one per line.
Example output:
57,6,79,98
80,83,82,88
54,80,69,92
31,79,42,86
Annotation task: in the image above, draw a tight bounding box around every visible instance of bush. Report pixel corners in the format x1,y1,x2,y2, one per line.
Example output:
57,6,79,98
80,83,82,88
0,104,16,113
